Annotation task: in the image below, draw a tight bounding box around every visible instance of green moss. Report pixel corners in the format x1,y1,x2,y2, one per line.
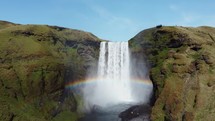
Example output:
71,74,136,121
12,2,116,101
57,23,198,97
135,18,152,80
152,102,166,121
0,21,102,121
52,111,79,121
166,63,173,74
191,53,201,60
0,21,16,29
129,25,215,121
0,96,47,121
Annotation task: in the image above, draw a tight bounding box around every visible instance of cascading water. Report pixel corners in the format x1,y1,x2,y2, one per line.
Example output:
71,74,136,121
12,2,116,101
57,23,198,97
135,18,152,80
83,41,153,109
94,42,134,106
80,41,153,121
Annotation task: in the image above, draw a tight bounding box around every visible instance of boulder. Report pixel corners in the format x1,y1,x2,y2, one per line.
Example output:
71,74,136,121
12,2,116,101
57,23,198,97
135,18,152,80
119,104,151,121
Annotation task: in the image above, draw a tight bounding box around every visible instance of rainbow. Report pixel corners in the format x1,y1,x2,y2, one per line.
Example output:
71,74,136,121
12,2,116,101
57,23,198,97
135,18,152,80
65,78,153,89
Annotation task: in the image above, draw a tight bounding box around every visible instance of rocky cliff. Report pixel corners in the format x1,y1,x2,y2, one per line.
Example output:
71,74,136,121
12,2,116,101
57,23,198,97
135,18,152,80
129,26,215,121
1,20,215,121
0,21,101,121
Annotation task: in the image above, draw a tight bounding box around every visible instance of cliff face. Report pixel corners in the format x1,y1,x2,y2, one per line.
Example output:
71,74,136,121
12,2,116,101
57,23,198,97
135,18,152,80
2,20,215,121
0,21,101,121
129,26,215,121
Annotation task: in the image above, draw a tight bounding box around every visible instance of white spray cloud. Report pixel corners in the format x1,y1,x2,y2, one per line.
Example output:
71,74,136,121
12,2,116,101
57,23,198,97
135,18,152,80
80,42,153,112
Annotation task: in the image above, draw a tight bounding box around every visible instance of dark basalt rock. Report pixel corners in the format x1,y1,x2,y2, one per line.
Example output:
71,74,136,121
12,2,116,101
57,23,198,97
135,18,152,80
167,39,183,48
12,30,35,36
119,104,151,121
156,25,162,28
48,25,67,31
65,40,79,47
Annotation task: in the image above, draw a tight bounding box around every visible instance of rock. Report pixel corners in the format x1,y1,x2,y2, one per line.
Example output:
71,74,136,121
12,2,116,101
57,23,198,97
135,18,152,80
202,54,213,65
167,39,183,48
129,26,215,121
191,45,202,51
119,104,151,121
156,25,162,28
2,20,215,121
0,21,101,121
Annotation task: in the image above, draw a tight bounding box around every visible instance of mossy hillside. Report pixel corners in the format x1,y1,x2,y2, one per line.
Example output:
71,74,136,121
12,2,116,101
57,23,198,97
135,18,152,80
0,21,18,30
0,21,101,121
53,111,79,121
129,26,215,121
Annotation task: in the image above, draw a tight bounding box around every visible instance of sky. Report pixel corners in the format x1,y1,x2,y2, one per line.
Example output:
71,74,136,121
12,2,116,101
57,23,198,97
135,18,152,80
0,0,215,41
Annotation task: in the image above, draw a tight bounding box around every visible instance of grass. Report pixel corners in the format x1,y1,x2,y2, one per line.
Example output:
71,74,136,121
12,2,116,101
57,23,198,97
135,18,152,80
0,21,16,29
129,25,215,121
0,21,102,121
52,111,79,121
0,96,47,121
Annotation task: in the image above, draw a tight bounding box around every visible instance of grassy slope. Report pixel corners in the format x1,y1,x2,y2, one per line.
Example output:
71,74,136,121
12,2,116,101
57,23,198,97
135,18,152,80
0,21,101,121
129,26,215,121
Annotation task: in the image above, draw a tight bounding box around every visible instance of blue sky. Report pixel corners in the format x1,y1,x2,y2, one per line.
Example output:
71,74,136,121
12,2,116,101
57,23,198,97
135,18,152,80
1,0,215,41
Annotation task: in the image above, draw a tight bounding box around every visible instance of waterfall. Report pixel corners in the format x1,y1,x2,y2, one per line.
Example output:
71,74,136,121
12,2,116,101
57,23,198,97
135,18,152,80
85,42,133,107
98,42,130,81
83,41,153,109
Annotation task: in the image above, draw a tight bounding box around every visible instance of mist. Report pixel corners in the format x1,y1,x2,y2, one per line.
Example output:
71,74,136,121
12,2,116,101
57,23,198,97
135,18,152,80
75,42,153,113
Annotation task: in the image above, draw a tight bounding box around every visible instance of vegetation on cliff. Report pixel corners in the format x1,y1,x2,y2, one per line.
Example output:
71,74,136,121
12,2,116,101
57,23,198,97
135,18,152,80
1,20,215,121
129,26,215,121
0,21,101,121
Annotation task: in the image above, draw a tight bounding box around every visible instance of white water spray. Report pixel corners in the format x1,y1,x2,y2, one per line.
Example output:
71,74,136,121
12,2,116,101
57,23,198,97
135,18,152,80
83,41,153,109
96,42,133,105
